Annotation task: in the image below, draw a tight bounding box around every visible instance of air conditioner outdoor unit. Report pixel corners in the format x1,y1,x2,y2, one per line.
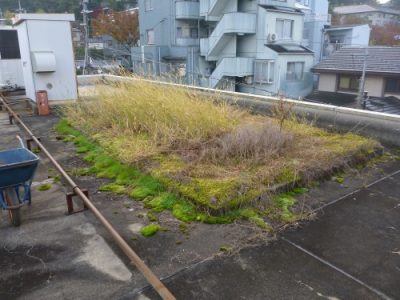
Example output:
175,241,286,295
267,33,278,43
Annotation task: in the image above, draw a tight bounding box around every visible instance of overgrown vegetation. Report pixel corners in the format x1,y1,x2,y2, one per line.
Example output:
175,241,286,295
57,79,381,232
56,120,271,227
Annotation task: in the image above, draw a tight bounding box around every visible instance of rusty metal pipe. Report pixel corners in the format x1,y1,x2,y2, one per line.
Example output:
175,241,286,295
0,95,176,300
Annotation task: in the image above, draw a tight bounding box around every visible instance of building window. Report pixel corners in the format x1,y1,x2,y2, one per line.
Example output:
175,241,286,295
176,27,182,38
146,29,155,44
145,0,153,11
385,78,400,93
254,60,275,84
190,28,198,39
286,62,304,81
177,27,198,38
276,19,293,40
338,75,360,91
0,30,21,59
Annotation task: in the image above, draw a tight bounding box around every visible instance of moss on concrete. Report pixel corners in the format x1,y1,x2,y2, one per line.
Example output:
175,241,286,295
55,119,380,229
140,224,161,237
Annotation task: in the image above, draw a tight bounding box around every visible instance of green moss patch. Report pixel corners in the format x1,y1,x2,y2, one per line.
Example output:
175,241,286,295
37,183,52,191
55,119,379,230
140,224,161,237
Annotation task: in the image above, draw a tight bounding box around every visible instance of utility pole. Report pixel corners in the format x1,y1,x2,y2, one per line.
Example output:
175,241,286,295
357,47,368,108
16,0,25,13
82,0,90,75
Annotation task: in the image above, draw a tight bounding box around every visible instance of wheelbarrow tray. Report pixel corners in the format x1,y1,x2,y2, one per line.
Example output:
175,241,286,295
0,148,39,188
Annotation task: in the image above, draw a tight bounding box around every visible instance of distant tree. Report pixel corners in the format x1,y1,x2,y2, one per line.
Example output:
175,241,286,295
331,14,369,25
0,0,137,21
4,10,14,25
370,23,400,45
91,10,139,51
329,0,378,12
389,0,400,9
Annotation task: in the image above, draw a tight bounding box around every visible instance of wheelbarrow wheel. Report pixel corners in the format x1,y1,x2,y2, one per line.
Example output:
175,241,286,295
5,188,21,227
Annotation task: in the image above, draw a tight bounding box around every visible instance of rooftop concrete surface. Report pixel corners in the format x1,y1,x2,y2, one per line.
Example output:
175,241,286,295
133,171,400,299
1,102,400,299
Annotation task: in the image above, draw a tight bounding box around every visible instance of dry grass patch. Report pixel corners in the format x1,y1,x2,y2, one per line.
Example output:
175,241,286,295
63,79,380,215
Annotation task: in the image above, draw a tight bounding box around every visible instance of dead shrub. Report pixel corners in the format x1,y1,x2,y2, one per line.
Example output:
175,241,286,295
273,95,295,131
200,121,293,163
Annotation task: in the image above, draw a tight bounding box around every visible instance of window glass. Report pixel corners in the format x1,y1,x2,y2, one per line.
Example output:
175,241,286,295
339,77,350,89
254,60,275,84
276,19,293,39
287,62,304,80
0,30,21,59
176,27,182,38
385,78,400,93
338,75,360,91
190,28,198,38
145,0,153,11
146,29,154,44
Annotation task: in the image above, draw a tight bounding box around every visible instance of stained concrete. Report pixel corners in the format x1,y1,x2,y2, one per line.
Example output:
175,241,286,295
133,173,400,300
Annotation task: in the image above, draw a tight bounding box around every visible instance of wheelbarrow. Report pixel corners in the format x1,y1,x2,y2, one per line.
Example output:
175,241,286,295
0,137,39,226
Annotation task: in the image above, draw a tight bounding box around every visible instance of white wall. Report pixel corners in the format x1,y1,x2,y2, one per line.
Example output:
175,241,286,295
16,17,77,102
0,59,24,88
351,25,371,46
318,73,337,92
365,76,384,97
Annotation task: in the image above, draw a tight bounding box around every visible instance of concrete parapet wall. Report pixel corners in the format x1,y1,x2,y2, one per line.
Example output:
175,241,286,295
78,74,400,147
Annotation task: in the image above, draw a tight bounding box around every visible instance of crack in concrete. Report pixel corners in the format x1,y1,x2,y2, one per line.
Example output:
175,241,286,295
296,280,340,300
282,237,393,300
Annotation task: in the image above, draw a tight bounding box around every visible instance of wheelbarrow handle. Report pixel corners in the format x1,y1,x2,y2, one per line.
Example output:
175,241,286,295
16,135,25,148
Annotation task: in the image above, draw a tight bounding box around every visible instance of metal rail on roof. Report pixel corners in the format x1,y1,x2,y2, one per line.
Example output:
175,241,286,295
0,94,176,300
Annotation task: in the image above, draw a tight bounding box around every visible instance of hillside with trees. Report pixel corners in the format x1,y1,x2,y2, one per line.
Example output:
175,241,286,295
329,0,378,11
0,0,137,19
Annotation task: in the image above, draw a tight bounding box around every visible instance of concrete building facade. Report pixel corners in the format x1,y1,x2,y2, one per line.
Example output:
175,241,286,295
132,0,203,83
133,0,317,98
296,0,330,63
321,24,371,60
333,5,400,26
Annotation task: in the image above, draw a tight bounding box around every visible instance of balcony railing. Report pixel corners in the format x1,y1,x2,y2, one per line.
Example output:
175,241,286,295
258,0,296,8
176,37,200,47
210,57,254,88
175,1,200,19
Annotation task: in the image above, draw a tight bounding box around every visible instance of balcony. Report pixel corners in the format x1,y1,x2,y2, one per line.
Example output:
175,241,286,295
176,37,200,47
206,12,256,59
209,57,254,88
258,0,296,9
200,38,209,56
175,1,200,20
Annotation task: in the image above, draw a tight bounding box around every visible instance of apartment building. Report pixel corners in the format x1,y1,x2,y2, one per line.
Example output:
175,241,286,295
199,0,315,97
296,0,330,63
132,0,203,83
133,0,316,98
